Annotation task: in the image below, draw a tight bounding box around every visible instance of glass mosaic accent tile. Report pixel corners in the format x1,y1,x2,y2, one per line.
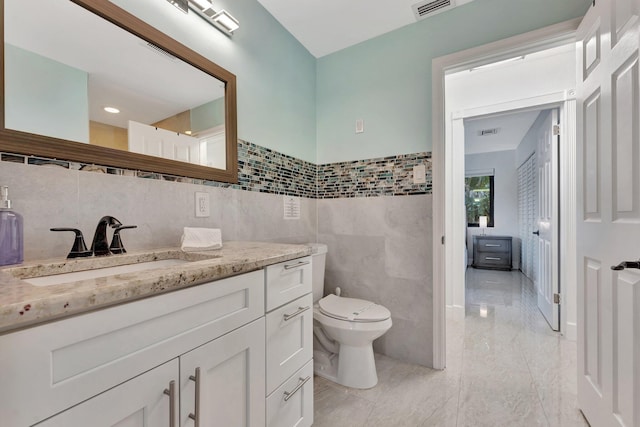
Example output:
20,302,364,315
1,142,432,199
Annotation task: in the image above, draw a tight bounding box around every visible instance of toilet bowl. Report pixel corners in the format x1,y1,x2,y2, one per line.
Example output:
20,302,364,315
308,243,392,389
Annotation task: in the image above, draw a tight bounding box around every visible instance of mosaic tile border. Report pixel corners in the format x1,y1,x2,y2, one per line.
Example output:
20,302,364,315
316,152,432,198
1,141,431,199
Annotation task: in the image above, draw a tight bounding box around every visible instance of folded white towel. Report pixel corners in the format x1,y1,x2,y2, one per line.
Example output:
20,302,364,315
181,227,222,252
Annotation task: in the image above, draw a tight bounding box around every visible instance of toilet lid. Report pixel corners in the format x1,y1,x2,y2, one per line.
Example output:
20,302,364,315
318,294,391,322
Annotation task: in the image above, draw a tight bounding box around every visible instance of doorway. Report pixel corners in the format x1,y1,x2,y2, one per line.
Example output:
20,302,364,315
432,18,581,369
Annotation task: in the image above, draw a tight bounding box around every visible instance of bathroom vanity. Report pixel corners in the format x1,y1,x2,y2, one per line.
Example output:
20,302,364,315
0,242,314,427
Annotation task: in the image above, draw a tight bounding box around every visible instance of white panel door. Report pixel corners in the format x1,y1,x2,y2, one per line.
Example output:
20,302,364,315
536,109,560,330
180,318,266,427
576,0,640,425
36,360,178,427
128,120,201,164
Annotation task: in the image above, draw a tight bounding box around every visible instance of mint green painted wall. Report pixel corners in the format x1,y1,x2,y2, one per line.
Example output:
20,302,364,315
191,97,225,133
113,0,317,163
316,0,590,164
5,44,89,143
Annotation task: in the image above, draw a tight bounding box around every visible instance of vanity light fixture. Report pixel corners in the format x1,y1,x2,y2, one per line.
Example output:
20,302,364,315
104,106,120,114
166,0,240,35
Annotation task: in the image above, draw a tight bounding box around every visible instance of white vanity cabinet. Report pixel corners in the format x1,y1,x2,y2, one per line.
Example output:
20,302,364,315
36,319,266,427
0,270,265,427
264,257,314,427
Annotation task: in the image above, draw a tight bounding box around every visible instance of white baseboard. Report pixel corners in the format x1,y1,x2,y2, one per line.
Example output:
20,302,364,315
564,321,577,341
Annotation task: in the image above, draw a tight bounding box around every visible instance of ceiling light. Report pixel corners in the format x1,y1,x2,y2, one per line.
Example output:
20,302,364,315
470,56,525,71
104,107,120,114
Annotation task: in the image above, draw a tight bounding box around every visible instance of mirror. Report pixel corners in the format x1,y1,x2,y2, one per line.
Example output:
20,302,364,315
0,0,238,182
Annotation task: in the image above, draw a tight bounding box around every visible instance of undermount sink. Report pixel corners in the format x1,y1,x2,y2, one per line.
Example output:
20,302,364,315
7,249,223,287
23,259,191,287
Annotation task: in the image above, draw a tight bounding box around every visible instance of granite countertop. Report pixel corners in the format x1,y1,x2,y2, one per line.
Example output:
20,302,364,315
0,241,311,334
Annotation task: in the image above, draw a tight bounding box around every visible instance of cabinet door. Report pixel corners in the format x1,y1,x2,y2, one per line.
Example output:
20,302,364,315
180,318,266,427
266,360,313,427
35,360,178,427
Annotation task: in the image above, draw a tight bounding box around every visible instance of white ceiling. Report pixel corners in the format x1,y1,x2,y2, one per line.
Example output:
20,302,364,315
464,110,542,155
256,0,475,58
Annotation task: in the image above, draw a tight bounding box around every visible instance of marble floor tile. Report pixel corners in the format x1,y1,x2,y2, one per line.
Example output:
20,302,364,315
313,268,588,427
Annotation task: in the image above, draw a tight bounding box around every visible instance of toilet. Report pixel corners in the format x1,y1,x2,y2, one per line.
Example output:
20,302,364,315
308,243,392,389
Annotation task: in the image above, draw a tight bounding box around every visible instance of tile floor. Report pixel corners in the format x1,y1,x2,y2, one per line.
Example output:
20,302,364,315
312,268,590,426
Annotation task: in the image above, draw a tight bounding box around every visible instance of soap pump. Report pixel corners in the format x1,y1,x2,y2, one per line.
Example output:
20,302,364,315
0,186,23,266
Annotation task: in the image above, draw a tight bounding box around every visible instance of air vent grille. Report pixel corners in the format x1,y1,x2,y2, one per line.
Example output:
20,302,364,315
478,128,500,136
412,0,452,20
145,43,178,62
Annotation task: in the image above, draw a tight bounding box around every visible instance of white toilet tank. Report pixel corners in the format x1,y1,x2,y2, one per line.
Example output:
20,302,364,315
307,243,327,303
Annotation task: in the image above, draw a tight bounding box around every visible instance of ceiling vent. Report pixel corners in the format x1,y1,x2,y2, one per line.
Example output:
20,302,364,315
412,0,454,20
478,128,500,136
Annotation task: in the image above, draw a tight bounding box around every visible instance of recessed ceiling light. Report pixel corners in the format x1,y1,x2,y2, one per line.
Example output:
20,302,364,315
104,107,120,114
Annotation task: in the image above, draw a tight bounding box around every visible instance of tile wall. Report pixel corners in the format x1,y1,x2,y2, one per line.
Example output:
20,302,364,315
2,141,433,366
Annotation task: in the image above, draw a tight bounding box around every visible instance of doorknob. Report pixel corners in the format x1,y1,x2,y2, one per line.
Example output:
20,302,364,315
611,261,640,270
532,230,540,235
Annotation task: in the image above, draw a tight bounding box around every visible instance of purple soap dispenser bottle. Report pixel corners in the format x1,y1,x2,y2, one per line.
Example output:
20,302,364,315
0,186,23,266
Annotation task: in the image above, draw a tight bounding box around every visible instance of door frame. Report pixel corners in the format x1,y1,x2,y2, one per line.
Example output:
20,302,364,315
432,18,581,369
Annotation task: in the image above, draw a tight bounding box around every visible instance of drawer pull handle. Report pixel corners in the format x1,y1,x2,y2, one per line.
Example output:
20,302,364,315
284,306,310,321
284,260,310,270
188,367,201,426
484,244,501,247
283,376,311,402
163,380,176,427
485,257,501,260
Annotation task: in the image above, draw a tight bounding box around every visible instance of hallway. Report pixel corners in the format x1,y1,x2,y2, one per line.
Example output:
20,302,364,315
313,268,588,426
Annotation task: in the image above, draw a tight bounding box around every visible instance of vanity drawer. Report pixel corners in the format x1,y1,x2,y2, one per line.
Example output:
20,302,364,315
266,293,313,394
265,256,312,311
0,270,264,427
266,360,314,427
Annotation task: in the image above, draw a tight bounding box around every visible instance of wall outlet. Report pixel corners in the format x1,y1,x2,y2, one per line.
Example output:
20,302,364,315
195,192,210,217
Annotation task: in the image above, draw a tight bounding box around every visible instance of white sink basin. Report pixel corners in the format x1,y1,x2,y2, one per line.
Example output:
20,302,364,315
23,259,190,287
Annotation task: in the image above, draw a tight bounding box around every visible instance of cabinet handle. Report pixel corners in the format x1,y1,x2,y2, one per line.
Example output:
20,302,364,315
188,367,201,426
283,376,311,402
284,260,310,270
284,306,311,321
485,257,501,260
163,380,176,427
484,244,501,247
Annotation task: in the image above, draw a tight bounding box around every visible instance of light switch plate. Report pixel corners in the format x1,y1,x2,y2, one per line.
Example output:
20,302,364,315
355,119,364,134
413,165,426,184
195,192,210,217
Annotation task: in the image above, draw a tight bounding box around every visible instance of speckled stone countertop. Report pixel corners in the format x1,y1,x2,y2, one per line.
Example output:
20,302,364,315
0,241,311,334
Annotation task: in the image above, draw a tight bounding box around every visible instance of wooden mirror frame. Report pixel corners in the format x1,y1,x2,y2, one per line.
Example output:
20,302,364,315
0,0,238,183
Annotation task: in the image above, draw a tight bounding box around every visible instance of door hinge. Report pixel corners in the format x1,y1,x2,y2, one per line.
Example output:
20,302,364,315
441,236,445,245
553,125,560,136
553,293,561,304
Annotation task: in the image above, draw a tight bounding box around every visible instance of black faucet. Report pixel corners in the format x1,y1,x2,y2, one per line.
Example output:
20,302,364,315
91,216,122,256
50,228,92,258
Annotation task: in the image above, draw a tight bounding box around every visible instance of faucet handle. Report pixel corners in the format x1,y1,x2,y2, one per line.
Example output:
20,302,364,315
50,228,92,258
110,225,137,254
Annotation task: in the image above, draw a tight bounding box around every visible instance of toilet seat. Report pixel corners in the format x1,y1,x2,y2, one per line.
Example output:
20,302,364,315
318,294,390,322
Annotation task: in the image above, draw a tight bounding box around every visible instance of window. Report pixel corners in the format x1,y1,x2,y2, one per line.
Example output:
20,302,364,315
465,175,494,227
